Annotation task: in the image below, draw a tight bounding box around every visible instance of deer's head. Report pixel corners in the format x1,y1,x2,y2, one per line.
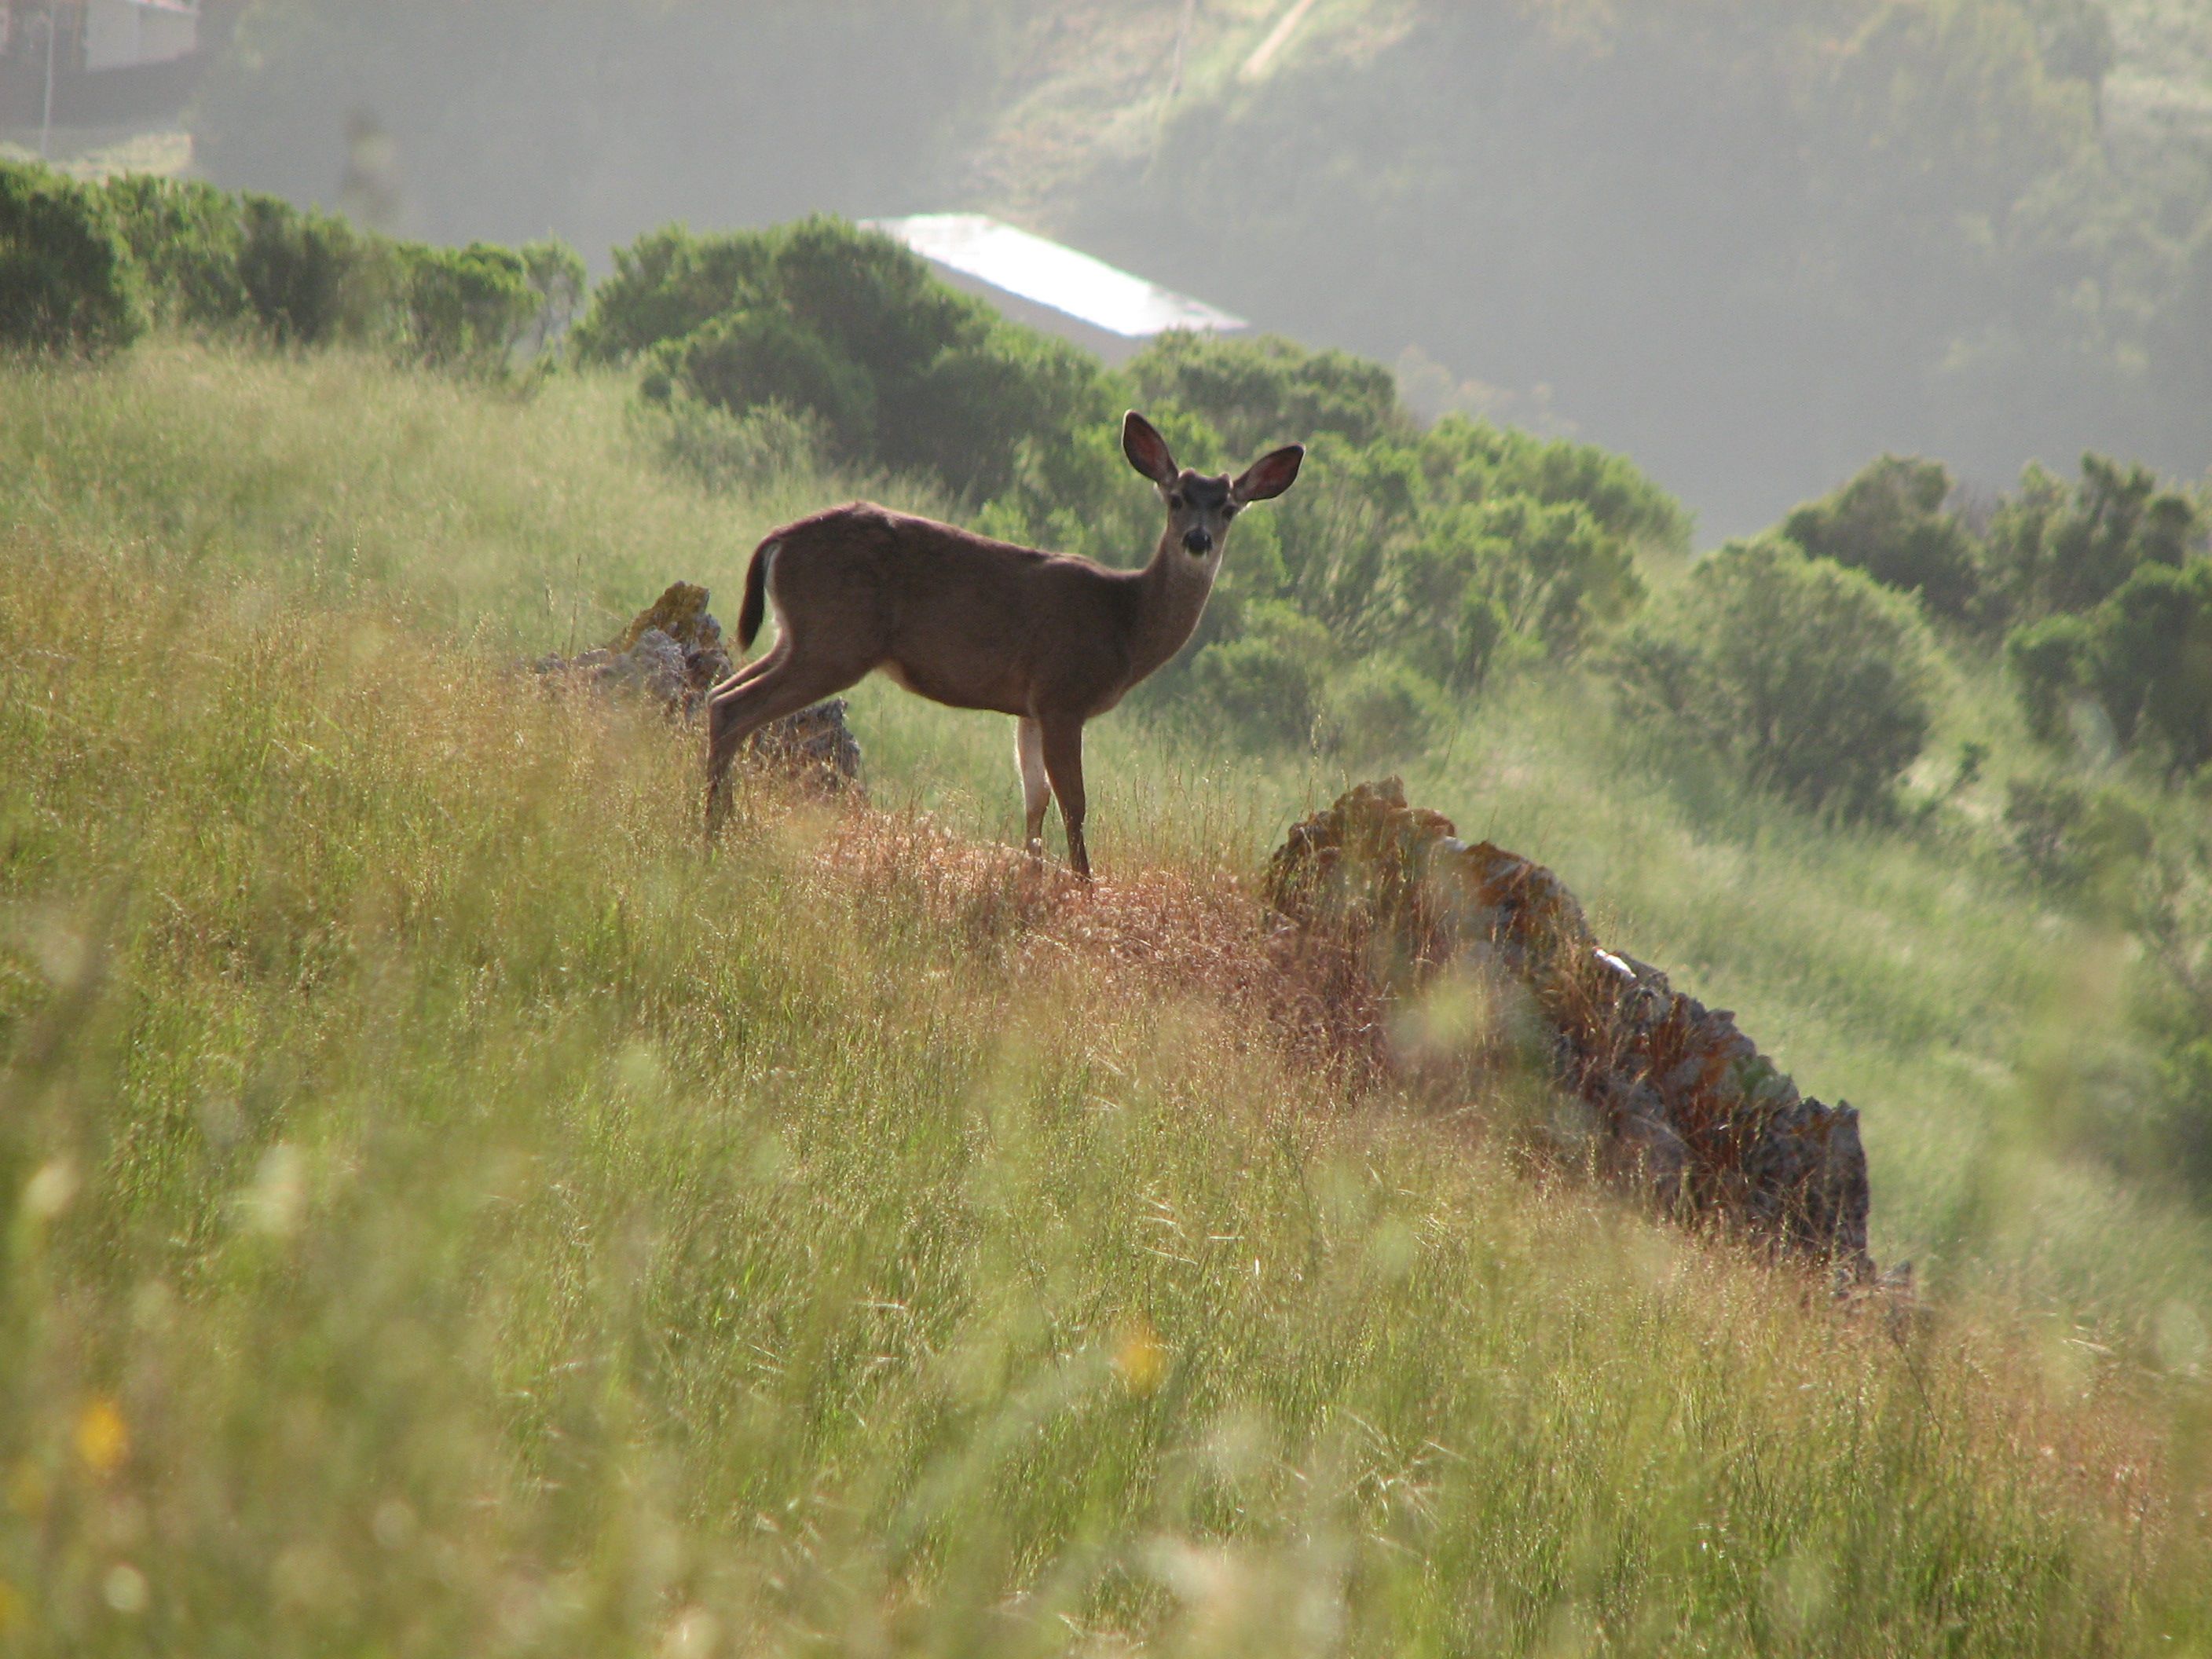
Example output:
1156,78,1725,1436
1123,411,1304,568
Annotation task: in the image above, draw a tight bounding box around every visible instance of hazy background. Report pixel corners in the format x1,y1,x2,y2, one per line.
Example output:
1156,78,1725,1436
187,0,2212,534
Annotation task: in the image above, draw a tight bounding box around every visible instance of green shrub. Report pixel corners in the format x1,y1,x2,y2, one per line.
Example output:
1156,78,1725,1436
1262,433,1424,642
2007,612,2097,745
101,174,251,331
0,160,146,356
1128,331,1405,453
1780,455,1983,621
653,393,830,495
403,241,541,372
588,217,1115,501
655,307,877,458
2011,558,2212,772
1321,657,1449,761
1611,537,1937,815
236,194,398,346
893,325,1111,501
1983,455,2203,628
108,170,566,370
1466,494,1642,654
2003,775,2153,895
569,223,778,365
1448,591,1511,694
1185,603,1333,751
1415,416,1695,561
518,238,588,353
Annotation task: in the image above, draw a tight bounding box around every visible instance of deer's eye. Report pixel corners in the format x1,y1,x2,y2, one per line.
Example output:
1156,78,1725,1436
1166,493,1184,509
1224,504,1240,519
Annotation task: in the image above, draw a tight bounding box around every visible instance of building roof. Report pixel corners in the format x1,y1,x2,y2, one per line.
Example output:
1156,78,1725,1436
869,214,1247,343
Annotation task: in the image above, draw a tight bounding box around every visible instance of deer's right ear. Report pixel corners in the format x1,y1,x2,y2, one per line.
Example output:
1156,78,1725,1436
1122,412,1179,486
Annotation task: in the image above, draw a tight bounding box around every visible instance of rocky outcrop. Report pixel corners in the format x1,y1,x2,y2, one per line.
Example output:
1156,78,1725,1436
535,582,862,795
1267,779,1874,1280
534,580,734,713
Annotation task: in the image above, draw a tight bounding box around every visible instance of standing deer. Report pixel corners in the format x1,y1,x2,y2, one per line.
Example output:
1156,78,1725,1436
705,412,1304,877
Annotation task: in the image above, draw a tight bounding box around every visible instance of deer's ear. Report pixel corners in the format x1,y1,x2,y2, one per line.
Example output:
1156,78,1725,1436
1122,412,1179,485
1232,444,1305,504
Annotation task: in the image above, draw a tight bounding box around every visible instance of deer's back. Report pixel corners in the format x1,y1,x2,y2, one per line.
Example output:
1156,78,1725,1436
767,504,1139,715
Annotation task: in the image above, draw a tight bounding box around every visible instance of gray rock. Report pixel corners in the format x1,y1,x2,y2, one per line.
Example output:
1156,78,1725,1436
531,584,864,797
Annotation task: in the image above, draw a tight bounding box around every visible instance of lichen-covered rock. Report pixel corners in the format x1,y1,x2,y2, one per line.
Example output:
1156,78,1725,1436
610,580,735,707
1268,778,1875,1280
533,580,862,795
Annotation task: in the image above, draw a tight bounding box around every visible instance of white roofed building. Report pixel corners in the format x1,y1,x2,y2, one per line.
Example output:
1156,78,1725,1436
869,214,1249,364
80,0,197,71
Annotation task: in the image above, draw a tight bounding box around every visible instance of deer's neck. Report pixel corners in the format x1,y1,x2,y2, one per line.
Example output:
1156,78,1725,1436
1126,537,1220,683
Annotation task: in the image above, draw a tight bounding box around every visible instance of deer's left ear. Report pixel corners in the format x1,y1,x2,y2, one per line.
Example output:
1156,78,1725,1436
1232,444,1305,504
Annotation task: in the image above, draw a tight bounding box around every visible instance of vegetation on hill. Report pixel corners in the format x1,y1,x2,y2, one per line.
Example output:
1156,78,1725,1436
566,213,1692,762
10,163,2212,1649
2,159,580,374
5,339,2212,1656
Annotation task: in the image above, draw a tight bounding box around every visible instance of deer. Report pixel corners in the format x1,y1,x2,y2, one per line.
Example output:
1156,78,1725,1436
704,412,1305,879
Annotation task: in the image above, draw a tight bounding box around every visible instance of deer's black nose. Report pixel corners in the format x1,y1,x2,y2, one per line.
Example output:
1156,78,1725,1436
1183,527,1214,555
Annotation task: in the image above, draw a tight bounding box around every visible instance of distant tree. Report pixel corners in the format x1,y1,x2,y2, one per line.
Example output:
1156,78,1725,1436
1983,455,2203,628
1128,331,1406,453
1611,537,1936,815
0,162,146,356
1778,454,1982,621
2009,558,2212,774
189,1,1016,258
594,217,1116,502
403,242,540,373
2023,0,2115,90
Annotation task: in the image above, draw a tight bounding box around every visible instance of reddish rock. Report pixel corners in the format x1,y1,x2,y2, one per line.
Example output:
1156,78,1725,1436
1268,779,1874,1281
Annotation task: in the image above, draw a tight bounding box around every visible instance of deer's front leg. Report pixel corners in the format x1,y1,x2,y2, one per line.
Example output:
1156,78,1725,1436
1016,716,1051,861
1038,716,1090,881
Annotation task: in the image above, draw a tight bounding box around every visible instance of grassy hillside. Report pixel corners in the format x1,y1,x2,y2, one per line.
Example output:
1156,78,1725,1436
5,342,2212,1651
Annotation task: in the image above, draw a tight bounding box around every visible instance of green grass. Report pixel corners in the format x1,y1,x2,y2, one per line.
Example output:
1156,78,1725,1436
4,342,2212,1654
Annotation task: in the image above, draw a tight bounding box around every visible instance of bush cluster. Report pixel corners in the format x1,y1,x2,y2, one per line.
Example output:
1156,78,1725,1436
1611,539,1937,817
1,159,577,375
1757,449,2210,780
580,221,1690,764
0,163,147,357
577,218,1114,502
1159,409,1668,758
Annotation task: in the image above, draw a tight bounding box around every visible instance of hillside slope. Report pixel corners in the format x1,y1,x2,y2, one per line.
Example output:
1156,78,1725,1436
4,343,2210,1653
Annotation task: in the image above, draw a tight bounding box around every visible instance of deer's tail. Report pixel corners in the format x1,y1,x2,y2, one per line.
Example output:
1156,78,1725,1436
737,537,778,651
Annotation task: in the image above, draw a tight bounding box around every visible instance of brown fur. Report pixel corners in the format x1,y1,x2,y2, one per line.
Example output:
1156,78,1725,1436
705,412,1303,877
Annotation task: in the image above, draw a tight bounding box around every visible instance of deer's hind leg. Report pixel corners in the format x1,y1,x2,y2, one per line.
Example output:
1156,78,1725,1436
704,651,868,839
1016,716,1051,861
